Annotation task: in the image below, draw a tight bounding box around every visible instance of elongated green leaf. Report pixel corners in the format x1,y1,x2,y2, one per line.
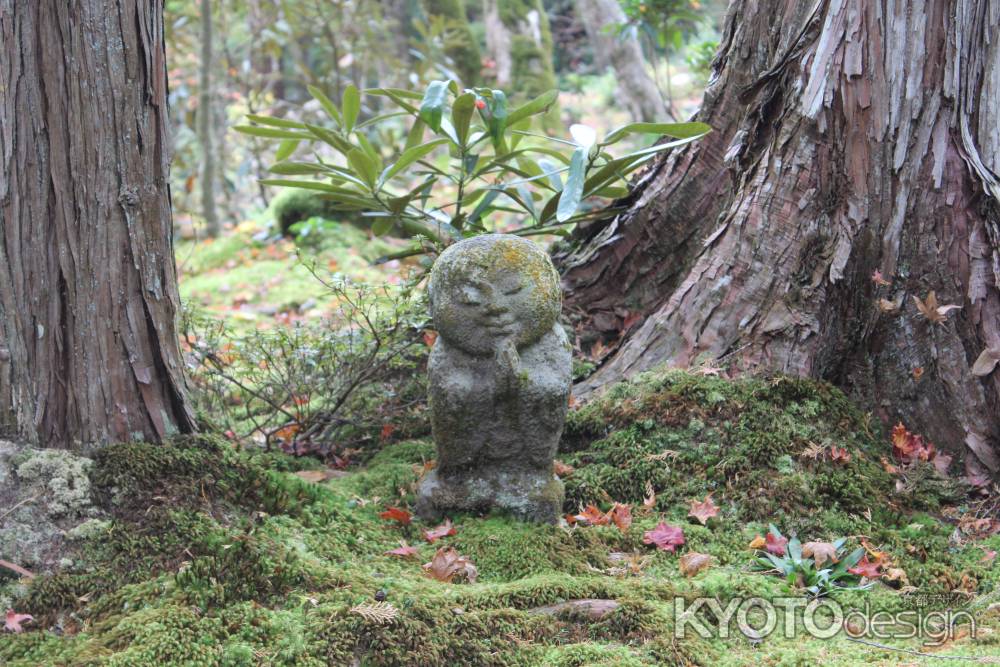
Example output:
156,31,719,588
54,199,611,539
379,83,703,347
487,90,508,147
342,84,360,133
372,216,395,236
418,80,449,132
347,149,378,190
364,87,424,100
355,111,409,131
603,121,712,145
404,118,427,151
451,92,476,146
504,89,558,128
267,162,328,176
307,85,343,126
258,179,363,196
233,125,310,140
379,138,448,186
275,139,299,162
557,147,587,222
304,123,354,154
356,133,383,173
245,114,307,129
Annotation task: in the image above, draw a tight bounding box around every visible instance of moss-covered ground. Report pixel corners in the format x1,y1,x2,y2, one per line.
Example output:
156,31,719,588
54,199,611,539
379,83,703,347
2,370,999,665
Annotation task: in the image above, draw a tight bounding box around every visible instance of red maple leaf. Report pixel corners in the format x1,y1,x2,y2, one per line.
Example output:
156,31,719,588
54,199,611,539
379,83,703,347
643,522,686,553
848,555,883,579
891,422,937,464
765,531,789,556
423,519,457,543
609,503,632,534
4,609,33,633
384,543,420,558
380,423,397,442
379,506,412,525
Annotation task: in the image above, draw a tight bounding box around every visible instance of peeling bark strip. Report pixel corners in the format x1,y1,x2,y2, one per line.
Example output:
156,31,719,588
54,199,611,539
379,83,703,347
0,0,196,446
557,0,1000,475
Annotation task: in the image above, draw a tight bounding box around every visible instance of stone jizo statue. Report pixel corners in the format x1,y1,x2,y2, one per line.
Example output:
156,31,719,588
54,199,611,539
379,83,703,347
416,234,572,523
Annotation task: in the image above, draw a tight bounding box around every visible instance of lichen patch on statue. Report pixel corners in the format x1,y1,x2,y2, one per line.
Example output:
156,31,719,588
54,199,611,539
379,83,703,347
416,234,571,523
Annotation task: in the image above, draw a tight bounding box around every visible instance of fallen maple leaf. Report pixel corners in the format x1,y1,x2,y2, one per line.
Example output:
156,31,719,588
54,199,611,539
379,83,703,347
848,555,882,578
912,291,961,325
748,535,767,550
423,519,457,543
912,366,924,381
4,609,32,633
609,503,632,534
423,330,438,347
379,506,412,525
829,446,852,464
679,552,712,577
423,547,477,583
765,531,788,556
688,494,719,525
384,543,420,558
802,541,838,567
884,567,909,586
643,522,685,553
569,505,610,527
971,348,1000,377
294,469,340,483
980,549,997,564
553,460,575,477
380,423,397,442
871,269,891,286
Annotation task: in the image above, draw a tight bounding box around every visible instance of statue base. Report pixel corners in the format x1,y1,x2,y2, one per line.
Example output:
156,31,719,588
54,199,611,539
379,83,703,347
415,468,564,524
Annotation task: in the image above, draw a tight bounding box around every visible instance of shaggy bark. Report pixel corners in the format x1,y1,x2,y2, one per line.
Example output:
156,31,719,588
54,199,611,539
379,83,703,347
557,0,1000,476
0,0,196,447
575,0,667,121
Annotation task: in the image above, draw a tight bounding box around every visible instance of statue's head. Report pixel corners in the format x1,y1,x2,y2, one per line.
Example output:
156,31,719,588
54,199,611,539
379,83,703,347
428,234,561,356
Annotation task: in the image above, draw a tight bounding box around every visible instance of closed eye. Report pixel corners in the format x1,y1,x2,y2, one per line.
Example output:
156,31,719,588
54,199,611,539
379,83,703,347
503,285,524,296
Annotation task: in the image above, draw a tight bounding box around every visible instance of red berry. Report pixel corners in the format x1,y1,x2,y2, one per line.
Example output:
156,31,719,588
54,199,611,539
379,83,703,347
475,99,486,110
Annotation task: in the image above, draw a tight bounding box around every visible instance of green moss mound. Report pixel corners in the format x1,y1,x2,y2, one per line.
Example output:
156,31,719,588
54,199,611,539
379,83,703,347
2,371,997,665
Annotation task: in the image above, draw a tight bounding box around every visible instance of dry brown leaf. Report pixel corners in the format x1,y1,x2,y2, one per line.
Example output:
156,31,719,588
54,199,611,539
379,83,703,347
423,547,478,584
350,601,398,624
878,297,901,313
800,442,826,460
801,541,839,567
679,552,712,577
748,535,767,550
912,366,924,381
971,348,1000,377
294,469,334,483
913,291,961,325
642,481,656,510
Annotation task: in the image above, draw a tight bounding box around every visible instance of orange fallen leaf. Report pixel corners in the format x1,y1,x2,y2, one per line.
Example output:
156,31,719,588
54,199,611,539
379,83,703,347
912,366,924,381
829,446,852,464
688,494,719,525
379,506,412,525
569,505,610,526
802,541,838,566
384,543,420,559
423,330,438,347
553,460,575,477
609,503,632,534
748,535,767,550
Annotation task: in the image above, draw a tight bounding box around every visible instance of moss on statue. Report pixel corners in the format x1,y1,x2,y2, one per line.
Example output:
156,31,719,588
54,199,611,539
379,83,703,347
2,371,998,665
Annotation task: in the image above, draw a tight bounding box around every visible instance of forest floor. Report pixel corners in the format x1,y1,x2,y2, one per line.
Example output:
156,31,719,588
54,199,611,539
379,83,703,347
2,368,999,666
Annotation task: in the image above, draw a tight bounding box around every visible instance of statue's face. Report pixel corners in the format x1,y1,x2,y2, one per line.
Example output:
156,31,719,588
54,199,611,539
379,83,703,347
429,235,561,356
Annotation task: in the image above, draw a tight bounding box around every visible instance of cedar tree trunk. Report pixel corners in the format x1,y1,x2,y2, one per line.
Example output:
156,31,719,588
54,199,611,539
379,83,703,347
199,0,219,237
556,0,1000,477
0,0,197,447
575,0,667,121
